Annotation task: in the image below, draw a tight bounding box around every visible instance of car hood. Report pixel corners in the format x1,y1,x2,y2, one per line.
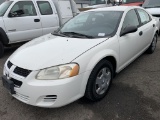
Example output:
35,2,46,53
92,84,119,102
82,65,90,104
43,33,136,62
145,8,160,15
9,34,107,70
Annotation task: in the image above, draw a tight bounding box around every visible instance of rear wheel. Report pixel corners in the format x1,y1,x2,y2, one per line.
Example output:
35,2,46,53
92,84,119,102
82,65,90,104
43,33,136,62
85,60,113,101
0,41,4,58
146,34,158,54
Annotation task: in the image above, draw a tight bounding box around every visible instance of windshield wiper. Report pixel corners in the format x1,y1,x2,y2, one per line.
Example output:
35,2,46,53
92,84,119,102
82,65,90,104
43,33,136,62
61,32,94,39
52,32,67,37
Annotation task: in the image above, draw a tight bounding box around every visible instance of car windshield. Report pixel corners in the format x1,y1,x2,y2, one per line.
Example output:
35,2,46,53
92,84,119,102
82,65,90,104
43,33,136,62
57,11,123,38
143,0,160,8
0,1,13,16
90,0,106,5
122,0,144,4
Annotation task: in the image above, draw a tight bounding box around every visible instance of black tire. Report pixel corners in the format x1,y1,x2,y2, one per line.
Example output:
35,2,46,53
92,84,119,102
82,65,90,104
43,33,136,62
0,41,4,58
146,33,158,54
85,60,113,101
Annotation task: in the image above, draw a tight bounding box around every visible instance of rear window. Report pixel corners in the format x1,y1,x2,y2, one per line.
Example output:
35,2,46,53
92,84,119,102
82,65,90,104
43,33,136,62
37,1,53,15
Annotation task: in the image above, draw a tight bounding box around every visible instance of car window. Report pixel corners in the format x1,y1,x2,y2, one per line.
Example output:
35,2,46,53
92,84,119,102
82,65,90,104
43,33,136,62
37,1,53,15
90,0,106,5
10,1,37,16
0,1,13,16
122,9,139,30
137,9,150,25
143,0,160,8
122,0,144,4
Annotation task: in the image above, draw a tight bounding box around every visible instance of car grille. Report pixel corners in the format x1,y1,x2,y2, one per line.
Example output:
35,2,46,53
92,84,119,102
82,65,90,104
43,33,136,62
43,95,57,102
13,67,31,77
7,61,13,69
10,78,22,88
7,61,32,77
14,92,30,103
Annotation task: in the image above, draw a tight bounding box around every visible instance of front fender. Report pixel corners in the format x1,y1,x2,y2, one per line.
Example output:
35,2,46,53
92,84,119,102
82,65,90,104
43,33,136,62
73,36,120,74
85,49,119,72
72,36,119,95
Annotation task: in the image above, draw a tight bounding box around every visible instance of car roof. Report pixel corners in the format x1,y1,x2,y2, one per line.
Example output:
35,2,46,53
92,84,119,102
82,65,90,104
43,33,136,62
87,6,138,12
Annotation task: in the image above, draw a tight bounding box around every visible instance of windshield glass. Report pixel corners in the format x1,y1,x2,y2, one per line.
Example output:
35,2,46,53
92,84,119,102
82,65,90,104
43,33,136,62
58,11,123,38
122,0,144,4
90,0,106,5
143,0,160,8
0,1,13,16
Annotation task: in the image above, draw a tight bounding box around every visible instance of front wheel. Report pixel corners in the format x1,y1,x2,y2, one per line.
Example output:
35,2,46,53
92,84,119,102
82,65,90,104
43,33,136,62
146,34,158,54
0,41,4,58
85,60,113,101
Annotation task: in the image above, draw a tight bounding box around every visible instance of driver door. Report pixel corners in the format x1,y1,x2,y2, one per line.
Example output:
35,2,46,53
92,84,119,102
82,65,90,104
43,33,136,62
3,1,42,43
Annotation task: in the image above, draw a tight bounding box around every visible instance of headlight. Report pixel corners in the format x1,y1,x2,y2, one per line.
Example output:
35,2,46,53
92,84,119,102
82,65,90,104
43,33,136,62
36,63,79,80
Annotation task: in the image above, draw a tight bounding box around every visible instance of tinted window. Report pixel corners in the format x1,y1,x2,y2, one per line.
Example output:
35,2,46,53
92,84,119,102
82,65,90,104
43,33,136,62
37,1,53,15
137,9,150,25
122,10,139,30
59,11,123,38
10,1,37,16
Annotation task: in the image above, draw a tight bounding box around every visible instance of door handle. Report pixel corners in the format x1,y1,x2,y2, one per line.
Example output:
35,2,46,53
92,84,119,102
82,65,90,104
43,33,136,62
8,29,16,32
34,19,40,22
139,31,143,36
153,24,155,27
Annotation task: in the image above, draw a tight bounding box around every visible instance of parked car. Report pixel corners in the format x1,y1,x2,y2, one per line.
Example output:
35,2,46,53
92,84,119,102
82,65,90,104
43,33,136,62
2,6,159,108
0,0,79,58
84,0,145,9
143,0,160,19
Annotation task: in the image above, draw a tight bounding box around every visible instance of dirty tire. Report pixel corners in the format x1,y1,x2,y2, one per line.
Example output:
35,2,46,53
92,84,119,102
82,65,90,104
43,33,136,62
85,60,113,101
0,41,4,58
146,33,158,54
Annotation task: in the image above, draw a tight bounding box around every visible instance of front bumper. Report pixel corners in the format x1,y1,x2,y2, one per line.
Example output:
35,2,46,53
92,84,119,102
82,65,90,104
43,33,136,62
3,63,90,108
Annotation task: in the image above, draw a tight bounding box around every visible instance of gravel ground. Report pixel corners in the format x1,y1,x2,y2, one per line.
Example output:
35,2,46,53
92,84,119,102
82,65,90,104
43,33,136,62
0,38,160,120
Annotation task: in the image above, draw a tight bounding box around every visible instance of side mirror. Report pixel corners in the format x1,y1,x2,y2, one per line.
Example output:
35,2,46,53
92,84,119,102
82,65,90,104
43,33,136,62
120,26,138,37
9,9,24,17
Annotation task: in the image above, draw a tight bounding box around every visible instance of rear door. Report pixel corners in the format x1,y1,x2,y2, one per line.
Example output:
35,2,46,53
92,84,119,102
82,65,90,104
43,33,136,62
36,1,59,35
136,8,155,47
3,1,42,43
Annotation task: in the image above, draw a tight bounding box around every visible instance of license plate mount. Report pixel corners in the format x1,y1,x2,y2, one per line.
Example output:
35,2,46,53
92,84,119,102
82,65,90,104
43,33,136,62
2,76,15,94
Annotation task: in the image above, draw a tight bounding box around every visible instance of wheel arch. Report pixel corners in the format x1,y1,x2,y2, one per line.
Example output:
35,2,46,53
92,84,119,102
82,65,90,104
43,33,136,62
79,49,119,96
156,30,159,35
0,27,9,45
85,49,119,76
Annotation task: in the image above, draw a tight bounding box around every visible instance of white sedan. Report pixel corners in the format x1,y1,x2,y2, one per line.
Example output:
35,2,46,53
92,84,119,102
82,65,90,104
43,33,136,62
2,6,159,108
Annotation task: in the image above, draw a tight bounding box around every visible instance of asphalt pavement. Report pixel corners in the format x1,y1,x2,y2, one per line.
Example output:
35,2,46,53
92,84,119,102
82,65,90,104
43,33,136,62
0,38,160,120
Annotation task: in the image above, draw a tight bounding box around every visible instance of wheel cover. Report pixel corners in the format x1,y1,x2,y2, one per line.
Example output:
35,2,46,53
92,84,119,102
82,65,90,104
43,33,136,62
151,35,157,51
95,67,111,95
